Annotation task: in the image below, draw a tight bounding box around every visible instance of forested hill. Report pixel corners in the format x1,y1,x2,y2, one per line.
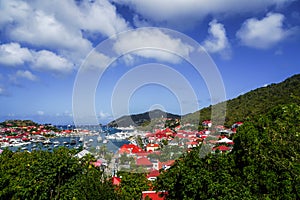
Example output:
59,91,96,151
108,109,181,127
183,74,300,126
0,120,38,127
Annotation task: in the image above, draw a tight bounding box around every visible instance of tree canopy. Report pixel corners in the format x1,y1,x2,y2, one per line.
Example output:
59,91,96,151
155,103,300,199
0,148,118,200
184,74,300,127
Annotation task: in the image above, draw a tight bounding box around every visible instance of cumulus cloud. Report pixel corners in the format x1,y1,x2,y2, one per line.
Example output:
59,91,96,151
78,0,130,37
9,70,37,85
98,111,111,119
202,20,231,59
9,9,92,53
236,12,295,49
0,42,74,74
113,29,194,64
1,0,128,47
15,70,37,81
0,0,30,27
83,51,112,70
32,50,74,74
37,110,44,116
113,0,293,28
0,0,130,71
0,43,32,66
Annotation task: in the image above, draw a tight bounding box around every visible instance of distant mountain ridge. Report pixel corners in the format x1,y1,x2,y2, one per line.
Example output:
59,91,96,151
107,109,181,127
108,74,300,127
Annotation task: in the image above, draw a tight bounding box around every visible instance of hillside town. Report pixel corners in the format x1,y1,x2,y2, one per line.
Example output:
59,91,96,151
0,119,243,199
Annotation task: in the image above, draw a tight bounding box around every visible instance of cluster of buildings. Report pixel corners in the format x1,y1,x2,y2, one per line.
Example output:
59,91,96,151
0,124,90,149
0,119,243,199
106,120,243,199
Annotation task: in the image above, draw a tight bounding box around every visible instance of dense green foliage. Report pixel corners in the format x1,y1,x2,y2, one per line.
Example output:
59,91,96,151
108,109,180,127
184,74,300,127
155,104,300,199
0,119,60,132
0,120,38,128
0,148,118,200
0,104,299,199
117,172,151,200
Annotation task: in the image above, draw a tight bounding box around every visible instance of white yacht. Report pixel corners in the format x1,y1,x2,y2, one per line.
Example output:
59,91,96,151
53,141,60,145
43,139,52,145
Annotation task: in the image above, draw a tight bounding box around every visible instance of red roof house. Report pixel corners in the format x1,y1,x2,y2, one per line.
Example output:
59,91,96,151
213,145,231,152
147,169,160,181
112,177,121,186
146,143,160,152
141,191,166,200
119,144,143,154
136,157,153,167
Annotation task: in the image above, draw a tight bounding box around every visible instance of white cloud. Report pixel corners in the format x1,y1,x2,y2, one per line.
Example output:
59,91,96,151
0,0,131,72
0,86,5,95
9,70,37,85
236,12,295,49
0,0,128,52
113,29,194,64
133,15,151,28
98,111,111,119
0,43,32,66
83,51,112,70
0,42,75,74
37,110,44,116
9,10,92,52
32,50,74,74
15,70,37,81
202,20,231,59
0,0,31,27
78,0,130,37
113,0,293,28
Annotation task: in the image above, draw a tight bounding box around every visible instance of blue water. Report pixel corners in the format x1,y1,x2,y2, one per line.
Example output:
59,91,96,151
4,126,128,153
6,135,129,153
7,136,82,152
55,125,120,133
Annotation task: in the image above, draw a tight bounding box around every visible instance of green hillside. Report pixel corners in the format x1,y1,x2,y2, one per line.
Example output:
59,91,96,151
183,74,300,127
108,109,180,127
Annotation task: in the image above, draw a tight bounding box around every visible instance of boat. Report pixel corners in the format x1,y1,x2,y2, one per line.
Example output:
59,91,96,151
70,139,76,145
10,141,31,147
43,139,52,145
117,126,135,132
21,146,28,150
54,144,59,148
53,141,60,145
1,142,11,148
97,136,102,142
63,141,69,145
74,145,81,150
105,135,116,140
103,139,108,144
79,137,84,143
105,131,132,140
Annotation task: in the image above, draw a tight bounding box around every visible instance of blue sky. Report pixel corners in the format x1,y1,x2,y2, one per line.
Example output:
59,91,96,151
0,0,299,125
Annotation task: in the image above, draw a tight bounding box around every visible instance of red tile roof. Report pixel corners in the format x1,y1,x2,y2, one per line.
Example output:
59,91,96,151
146,143,160,148
147,169,160,178
136,157,153,166
213,145,231,151
142,191,166,200
112,177,121,186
